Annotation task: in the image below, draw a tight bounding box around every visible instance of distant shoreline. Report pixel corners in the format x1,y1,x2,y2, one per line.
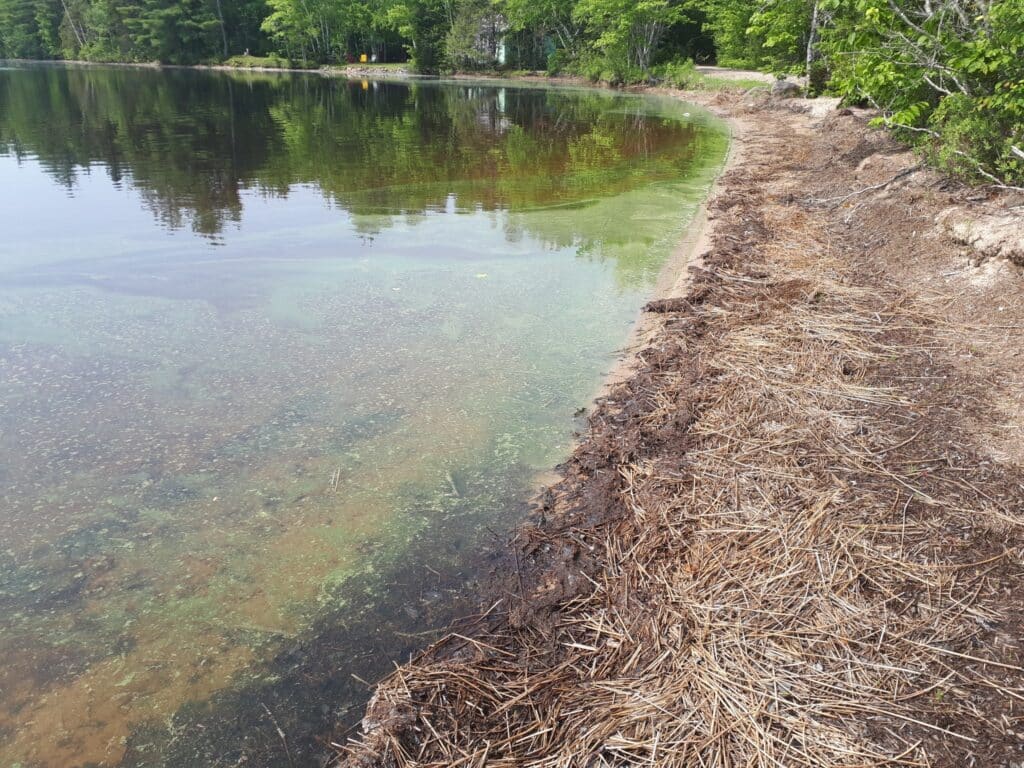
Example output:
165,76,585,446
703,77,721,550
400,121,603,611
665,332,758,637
0,57,628,88
1,57,422,78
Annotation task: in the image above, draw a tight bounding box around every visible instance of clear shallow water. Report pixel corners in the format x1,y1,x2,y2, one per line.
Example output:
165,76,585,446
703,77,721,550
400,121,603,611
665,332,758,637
0,63,728,766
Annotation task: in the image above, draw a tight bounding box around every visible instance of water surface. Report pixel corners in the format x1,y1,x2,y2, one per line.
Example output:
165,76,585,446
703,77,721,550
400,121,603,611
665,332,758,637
0,63,728,766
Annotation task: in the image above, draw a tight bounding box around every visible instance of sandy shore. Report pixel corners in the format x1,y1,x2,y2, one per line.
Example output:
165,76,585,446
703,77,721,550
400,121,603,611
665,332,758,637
337,89,1024,767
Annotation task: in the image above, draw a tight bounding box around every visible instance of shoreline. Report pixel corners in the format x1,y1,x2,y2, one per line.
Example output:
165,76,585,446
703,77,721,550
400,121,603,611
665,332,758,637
520,92,736,498
338,88,1024,767
0,57,570,83
596,91,743,398
0,57,772,91
0,57,428,79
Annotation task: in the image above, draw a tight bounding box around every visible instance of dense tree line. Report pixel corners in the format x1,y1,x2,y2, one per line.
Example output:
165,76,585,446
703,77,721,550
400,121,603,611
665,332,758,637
705,0,1023,186
1,0,1020,184
0,0,270,62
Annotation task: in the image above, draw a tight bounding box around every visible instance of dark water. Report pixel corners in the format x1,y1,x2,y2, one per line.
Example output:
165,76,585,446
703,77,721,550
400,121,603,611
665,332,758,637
0,62,728,767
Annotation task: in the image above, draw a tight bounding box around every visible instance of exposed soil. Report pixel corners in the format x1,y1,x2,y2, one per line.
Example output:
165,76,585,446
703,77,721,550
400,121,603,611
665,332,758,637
335,91,1024,767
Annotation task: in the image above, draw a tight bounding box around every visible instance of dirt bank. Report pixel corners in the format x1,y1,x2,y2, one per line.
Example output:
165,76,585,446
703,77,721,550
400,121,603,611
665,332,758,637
336,91,1024,767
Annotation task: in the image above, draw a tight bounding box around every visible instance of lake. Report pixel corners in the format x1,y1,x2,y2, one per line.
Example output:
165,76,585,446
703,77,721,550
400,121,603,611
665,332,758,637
0,62,727,767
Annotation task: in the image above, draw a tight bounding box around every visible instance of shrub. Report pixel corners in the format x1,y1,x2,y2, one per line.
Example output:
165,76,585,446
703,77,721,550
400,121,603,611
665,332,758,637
223,54,290,68
571,53,642,85
654,58,696,89
823,0,1024,186
546,49,568,76
807,59,829,97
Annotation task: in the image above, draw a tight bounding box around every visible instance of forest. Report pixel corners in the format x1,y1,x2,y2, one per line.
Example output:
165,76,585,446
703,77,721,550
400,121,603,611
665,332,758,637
0,0,1021,184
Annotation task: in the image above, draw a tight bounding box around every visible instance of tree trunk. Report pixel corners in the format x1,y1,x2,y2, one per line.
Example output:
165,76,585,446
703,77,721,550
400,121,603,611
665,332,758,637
805,0,820,79
59,0,85,49
214,0,228,58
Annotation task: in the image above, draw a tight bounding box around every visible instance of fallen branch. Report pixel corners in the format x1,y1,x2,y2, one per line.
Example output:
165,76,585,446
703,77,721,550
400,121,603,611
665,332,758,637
803,163,923,208
883,120,1024,192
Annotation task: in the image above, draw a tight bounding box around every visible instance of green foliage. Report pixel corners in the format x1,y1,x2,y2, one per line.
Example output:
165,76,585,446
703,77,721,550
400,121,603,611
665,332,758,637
650,57,765,91
694,0,1024,184
806,57,828,96
504,0,579,56
444,0,500,69
120,0,220,64
693,74,766,91
696,0,815,72
745,0,813,72
0,0,53,58
573,0,684,75
573,52,639,85
380,0,449,71
653,57,696,88
696,0,761,68
0,0,269,61
260,0,373,64
822,0,1024,185
545,47,568,75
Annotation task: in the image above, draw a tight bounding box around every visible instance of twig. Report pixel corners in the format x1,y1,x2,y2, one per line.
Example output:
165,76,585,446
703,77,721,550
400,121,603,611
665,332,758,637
261,703,295,767
804,164,923,208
